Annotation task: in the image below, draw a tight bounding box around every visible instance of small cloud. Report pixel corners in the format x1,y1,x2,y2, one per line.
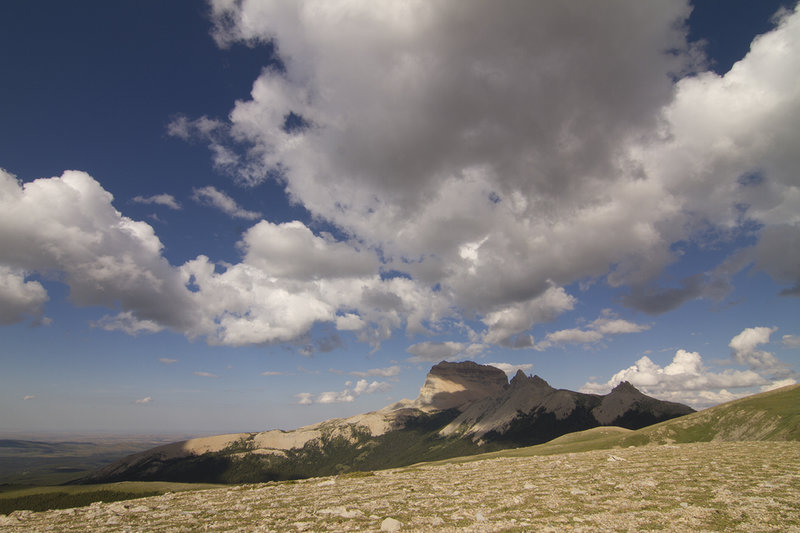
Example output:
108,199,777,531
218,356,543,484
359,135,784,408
23,395,36,401
135,396,153,404
132,193,181,210
193,371,219,378
295,392,313,405
159,358,178,365
91,311,164,336
261,371,283,376
297,379,391,405
336,313,365,331
406,341,466,363
192,185,261,220
350,365,402,378
782,334,800,348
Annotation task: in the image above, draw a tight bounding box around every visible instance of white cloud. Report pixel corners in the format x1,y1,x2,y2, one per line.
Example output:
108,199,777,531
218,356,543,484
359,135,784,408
261,371,283,376
193,1,799,326
350,365,401,378
159,358,178,365
23,395,36,401
353,379,390,396
317,390,355,404
241,220,378,281
132,193,181,210
783,334,800,348
134,396,153,404
482,286,575,347
193,371,219,378
192,185,261,220
0,265,48,325
487,362,533,378
298,378,390,405
0,169,195,331
295,392,313,405
335,313,365,331
535,310,649,351
4,3,800,355
406,341,466,363
728,326,787,375
581,349,773,408
92,310,164,335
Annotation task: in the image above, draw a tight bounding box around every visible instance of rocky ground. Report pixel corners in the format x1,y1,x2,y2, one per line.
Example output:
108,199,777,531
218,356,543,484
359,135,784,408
2,441,798,532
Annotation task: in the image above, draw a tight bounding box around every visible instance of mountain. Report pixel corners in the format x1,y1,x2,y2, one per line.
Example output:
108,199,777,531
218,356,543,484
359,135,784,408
77,361,693,484
442,383,800,463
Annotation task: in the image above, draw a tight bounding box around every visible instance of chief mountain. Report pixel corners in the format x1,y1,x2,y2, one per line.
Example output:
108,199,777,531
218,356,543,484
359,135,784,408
79,361,693,484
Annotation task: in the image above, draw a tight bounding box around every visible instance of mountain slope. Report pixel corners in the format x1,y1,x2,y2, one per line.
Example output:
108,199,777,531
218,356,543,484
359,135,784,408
437,383,800,465
440,371,693,445
619,383,800,446
78,361,693,484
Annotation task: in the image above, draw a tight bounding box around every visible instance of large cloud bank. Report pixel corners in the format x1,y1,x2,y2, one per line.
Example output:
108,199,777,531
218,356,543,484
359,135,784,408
1,2,799,357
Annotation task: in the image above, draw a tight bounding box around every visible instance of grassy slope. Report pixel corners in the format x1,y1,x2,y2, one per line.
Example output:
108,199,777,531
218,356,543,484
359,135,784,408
0,481,225,515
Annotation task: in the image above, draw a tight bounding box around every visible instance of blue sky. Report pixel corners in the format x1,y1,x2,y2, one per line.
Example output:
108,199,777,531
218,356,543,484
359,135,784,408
1,0,798,435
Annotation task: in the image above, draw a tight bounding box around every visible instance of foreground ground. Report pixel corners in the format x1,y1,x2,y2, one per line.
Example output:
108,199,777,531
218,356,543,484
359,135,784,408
1,441,798,532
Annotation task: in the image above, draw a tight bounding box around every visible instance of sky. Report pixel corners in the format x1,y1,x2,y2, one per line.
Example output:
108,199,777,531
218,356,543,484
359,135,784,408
1,0,799,435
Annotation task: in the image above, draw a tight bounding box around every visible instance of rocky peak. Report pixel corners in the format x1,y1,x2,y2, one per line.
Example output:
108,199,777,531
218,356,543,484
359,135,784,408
510,371,551,390
610,381,642,395
415,361,508,410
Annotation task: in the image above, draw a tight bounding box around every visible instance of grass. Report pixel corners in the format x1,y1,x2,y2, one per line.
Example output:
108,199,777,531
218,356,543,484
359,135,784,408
0,481,225,515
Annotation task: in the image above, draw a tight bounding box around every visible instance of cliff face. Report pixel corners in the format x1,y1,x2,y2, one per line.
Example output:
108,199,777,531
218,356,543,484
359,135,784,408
414,361,508,410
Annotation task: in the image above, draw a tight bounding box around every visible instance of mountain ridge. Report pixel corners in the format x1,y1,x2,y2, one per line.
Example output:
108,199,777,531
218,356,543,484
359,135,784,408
78,361,693,484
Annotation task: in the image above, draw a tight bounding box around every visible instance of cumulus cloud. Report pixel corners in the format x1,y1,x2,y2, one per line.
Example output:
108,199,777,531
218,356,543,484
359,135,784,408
132,193,181,210
193,371,219,378
192,185,261,220
134,396,153,404
0,169,196,331
0,173,434,347
728,326,788,376
261,371,284,376
0,265,48,324
4,2,800,356
582,349,771,408
194,1,800,325
159,358,178,365
23,395,36,401
535,310,649,350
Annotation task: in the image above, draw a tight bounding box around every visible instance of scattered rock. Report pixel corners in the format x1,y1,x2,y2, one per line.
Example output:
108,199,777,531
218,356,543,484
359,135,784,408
381,517,403,531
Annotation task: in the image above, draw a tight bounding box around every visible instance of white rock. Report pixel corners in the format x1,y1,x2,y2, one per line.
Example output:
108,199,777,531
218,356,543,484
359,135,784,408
381,517,403,531
476,511,488,522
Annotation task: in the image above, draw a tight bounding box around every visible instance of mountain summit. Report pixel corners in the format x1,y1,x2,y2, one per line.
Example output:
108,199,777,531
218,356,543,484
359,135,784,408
80,362,693,484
